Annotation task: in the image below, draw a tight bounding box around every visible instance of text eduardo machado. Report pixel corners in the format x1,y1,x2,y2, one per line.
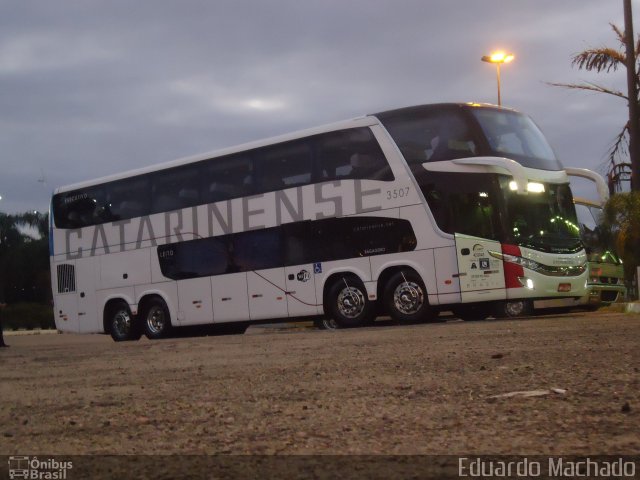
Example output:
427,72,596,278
458,456,636,478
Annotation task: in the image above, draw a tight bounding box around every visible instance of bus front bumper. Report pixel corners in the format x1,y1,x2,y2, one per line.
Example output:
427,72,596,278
505,268,588,302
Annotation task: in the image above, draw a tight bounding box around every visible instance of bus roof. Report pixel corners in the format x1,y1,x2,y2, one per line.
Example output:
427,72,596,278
373,102,516,119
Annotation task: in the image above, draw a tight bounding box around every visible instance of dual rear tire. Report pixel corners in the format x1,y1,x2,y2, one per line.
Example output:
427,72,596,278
324,270,435,328
110,271,438,337
107,298,172,342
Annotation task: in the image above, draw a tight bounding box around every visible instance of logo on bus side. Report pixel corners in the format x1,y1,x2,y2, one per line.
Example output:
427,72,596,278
297,270,311,282
61,180,389,260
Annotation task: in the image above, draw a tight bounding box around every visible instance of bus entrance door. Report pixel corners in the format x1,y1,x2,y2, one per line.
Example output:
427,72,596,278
455,234,506,303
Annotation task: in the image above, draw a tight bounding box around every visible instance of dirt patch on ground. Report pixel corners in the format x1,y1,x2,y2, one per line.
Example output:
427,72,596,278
1,312,638,476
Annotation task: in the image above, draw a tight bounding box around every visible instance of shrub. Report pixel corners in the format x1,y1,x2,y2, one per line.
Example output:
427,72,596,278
2,303,55,331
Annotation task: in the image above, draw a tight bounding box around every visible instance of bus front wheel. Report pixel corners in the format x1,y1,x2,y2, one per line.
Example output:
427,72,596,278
108,301,141,342
314,317,339,330
495,300,531,318
143,298,172,339
326,276,374,328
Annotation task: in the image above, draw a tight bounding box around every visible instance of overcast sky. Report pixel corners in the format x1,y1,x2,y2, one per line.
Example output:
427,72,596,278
0,0,634,214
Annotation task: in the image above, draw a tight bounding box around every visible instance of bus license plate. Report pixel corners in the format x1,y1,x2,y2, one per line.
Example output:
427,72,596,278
558,283,571,292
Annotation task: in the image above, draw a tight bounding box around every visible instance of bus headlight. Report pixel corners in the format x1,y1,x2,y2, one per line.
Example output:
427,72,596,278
518,277,535,289
489,251,542,272
490,251,586,277
508,181,545,193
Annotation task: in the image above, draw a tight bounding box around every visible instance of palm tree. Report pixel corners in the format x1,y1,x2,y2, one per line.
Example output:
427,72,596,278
550,22,639,190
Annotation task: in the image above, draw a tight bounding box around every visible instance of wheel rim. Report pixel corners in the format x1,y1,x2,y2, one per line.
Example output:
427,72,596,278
393,281,424,315
337,286,366,319
113,309,131,337
322,318,339,330
505,301,525,317
146,306,167,334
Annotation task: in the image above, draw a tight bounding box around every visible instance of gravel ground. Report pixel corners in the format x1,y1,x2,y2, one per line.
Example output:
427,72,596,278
0,311,638,477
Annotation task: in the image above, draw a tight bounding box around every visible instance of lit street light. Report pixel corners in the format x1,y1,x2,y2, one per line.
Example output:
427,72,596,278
481,51,514,107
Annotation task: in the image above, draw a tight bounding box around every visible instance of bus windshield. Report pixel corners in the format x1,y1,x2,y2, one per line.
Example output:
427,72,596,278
500,179,582,253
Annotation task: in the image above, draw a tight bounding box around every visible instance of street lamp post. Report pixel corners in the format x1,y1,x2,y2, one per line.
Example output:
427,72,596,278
481,52,514,107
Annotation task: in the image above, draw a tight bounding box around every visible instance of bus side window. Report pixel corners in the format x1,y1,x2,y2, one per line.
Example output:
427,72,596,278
107,177,151,221
315,128,393,182
283,221,313,266
255,141,313,193
151,166,201,213
53,187,106,228
385,109,479,165
231,227,284,271
204,154,254,203
348,153,376,179
158,237,229,280
422,187,451,233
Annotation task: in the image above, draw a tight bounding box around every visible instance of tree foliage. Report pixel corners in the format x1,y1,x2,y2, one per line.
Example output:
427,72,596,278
549,23,640,165
0,211,51,304
571,24,630,74
600,191,640,283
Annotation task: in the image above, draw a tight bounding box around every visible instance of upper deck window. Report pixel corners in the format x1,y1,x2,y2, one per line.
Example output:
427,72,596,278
377,104,563,171
378,108,479,165
470,108,561,171
52,126,393,229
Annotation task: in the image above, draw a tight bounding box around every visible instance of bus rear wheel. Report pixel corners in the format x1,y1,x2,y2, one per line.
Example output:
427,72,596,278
326,275,374,328
143,298,172,339
108,301,140,342
383,270,435,323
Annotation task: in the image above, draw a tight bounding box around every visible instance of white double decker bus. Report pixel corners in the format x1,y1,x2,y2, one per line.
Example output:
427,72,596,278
50,103,593,341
